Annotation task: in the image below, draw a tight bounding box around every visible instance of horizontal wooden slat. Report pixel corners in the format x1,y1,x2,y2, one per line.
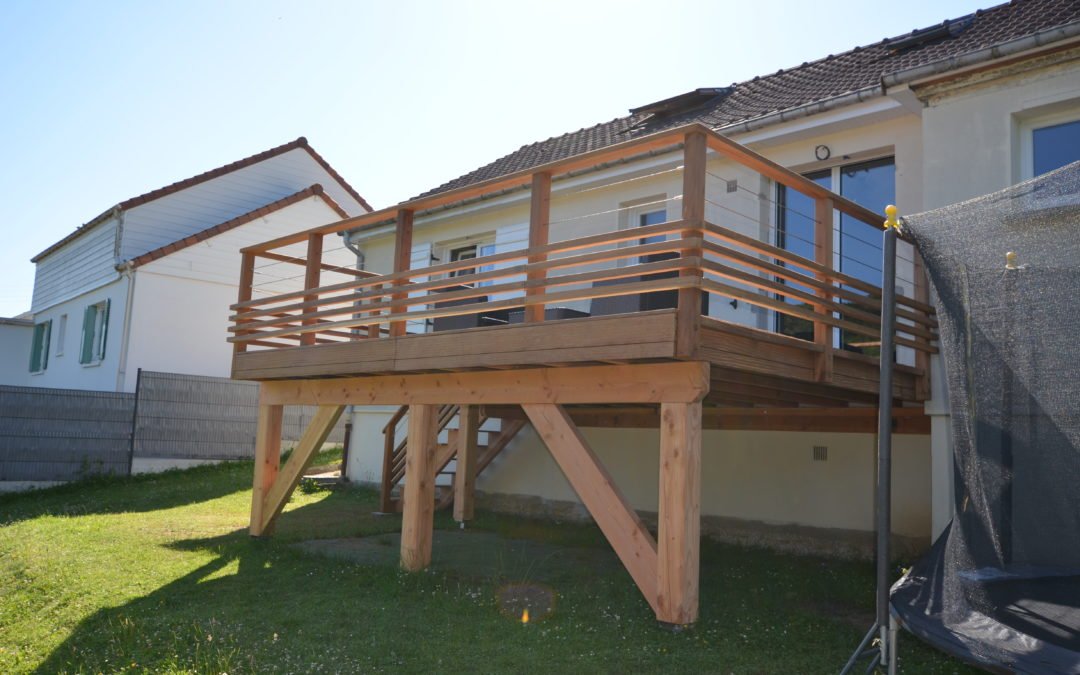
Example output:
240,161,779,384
232,253,700,332
703,221,935,316
233,219,695,311
232,276,701,343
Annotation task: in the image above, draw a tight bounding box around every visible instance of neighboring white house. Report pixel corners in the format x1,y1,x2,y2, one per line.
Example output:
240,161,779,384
337,0,1080,554
16,138,371,392
0,315,33,386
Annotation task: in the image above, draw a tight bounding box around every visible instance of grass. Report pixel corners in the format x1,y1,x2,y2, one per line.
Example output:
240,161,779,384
0,450,978,674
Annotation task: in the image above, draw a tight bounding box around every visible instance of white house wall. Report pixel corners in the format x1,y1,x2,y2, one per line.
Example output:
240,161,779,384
118,147,367,263
921,50,1080,208
124,196,352,392
24,278,129,391
0,323,32,386
31,216,120,313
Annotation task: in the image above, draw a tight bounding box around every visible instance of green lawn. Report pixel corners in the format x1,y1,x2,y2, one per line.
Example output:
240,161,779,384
0,451,976,674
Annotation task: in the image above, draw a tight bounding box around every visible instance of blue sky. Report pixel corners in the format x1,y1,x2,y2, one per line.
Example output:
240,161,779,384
0,0,987,316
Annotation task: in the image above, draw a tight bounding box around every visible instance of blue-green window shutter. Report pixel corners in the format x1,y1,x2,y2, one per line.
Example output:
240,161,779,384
29,324,44,372
80,305,96,364
28,320,51,372
99,299,110,359
41,321,50,371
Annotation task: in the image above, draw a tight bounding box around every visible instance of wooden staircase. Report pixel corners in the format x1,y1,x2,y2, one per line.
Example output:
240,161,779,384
379,404,526,514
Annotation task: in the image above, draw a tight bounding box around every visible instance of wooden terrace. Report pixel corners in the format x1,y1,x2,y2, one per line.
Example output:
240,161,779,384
228,123,937,625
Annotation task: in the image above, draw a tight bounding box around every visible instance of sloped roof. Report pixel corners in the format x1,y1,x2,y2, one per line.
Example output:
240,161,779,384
32,137,370,262
417,0,1080,199
126,184,348,269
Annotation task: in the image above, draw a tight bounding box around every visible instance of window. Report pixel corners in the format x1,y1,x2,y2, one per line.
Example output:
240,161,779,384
80,300,110,365
446,241,496,284
776,157,896,353
55,314,67,357
1032,118,1080,177
28,320,51,373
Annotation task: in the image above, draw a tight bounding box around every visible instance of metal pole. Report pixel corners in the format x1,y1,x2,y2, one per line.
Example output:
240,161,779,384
876,206,899,666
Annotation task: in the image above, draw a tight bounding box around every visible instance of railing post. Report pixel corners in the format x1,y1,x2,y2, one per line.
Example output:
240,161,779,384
676,130,707,358
300,233,323,346
234,251,256,354
814,197,835,382
367,282,383,339
525,172,552,323
390,208,414,338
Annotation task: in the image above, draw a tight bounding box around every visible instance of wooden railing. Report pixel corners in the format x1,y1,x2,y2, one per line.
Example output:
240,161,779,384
228,122,937,382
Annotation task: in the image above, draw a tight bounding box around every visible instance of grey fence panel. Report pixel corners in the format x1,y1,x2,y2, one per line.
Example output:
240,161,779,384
0,373,348,482
132,371,346,461
0,385,134,481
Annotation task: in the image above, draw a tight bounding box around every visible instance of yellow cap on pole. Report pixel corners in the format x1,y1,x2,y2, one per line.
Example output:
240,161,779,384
884,204,900,231
1005,251,1019,270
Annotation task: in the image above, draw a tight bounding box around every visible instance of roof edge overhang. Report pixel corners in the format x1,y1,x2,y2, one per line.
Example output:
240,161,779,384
32,137,370,264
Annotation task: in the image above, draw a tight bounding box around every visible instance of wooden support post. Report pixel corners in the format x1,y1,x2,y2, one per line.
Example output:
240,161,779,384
390,208,414,338
254,405,344,534
814,197,835,382
300,233,324,346
525,172,552,323
401,403,438,571
234,252,256,354
250,404,283,536
523,403,661,616
657,401,702,625
366,283,382,339
676,131,707,358
453,404,480,522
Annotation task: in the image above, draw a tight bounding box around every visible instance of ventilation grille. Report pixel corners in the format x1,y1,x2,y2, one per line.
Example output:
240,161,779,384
813,445,828,462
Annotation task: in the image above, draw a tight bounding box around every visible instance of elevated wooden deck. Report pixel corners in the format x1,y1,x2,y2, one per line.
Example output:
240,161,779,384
232,310,927,408
232,123,938,627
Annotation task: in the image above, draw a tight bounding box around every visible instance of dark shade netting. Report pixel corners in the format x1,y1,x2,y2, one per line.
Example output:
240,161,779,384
893,161,1080,674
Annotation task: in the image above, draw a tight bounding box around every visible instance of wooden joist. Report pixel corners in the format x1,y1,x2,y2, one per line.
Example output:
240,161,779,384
482,404,931,434
258,361,710,407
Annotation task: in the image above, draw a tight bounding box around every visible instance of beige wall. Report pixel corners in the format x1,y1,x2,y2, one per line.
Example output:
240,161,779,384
342,103,941,545
921,50,1080,208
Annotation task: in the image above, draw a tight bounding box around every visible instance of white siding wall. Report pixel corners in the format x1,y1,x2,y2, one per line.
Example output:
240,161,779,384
122,196,349,391
0,323,33,386
31,216,120,313
118,148,367,263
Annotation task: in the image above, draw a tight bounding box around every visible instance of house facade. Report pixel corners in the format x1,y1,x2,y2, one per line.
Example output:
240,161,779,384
322,0,1079,554
17,138,370,392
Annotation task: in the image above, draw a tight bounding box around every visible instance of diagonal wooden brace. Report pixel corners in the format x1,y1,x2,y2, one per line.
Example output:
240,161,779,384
523,403,661,615
250,404,344,536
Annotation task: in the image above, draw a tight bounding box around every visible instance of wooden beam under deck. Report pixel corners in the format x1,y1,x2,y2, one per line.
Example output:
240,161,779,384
259,361,711,407
233,311,924,406
481,404,931,434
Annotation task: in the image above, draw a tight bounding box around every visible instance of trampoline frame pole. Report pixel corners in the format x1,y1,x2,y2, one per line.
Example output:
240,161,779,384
876,206,899,670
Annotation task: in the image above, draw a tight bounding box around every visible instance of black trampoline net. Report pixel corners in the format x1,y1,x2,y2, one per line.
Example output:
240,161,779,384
893,162,1080,674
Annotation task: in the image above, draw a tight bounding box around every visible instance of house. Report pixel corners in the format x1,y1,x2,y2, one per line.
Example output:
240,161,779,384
236,0,1080,625
17,138,371,392
0,314,34,385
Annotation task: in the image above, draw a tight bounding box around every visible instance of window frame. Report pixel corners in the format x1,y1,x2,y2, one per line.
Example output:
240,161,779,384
80,300,110,367
1019,109,1080,181
773,155,896,348
55,314,67,357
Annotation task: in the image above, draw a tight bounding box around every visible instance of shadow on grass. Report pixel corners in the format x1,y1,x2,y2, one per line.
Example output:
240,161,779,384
24,481,977,674
0,461,255,527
